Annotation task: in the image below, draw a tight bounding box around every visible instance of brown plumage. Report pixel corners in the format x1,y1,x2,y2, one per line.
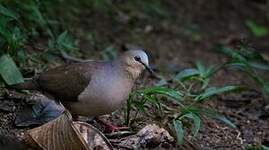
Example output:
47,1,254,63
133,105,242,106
13,50,151,117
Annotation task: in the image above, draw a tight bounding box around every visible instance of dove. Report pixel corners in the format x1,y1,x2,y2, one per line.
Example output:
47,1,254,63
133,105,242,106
13,50,152,119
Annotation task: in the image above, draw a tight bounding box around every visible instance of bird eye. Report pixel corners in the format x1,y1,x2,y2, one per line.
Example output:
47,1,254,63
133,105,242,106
134,56,141,61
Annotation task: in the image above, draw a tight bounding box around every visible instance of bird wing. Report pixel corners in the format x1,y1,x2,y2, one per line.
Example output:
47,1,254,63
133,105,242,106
37,62,98,101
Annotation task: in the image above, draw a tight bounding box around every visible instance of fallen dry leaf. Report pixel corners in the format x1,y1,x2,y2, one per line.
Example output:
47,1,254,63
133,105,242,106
24,111,113,150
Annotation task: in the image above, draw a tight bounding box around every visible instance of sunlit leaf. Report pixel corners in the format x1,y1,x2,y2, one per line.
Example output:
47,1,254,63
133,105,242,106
140,87,183,101
173,119,184,145
245,19,268,38
174,68,200,81
195,86,244,102
0,54,24,85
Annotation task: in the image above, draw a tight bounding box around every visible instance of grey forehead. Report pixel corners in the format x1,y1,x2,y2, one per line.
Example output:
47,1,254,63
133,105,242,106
129,50,148,59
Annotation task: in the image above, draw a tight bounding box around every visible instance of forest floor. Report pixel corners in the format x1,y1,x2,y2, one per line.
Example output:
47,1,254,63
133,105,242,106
1,0,269,149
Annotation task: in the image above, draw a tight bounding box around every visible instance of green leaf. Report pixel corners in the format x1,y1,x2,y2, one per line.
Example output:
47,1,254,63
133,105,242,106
245,19,268,38
140,87,183,101
200,108,236,129
226,60,269,101
196,62,206,76
181,112,201,137
213,45,246,62
195,62,221,89
195,86,243,102
57,31,68,44
173,119,184,145
0,54,24,85
249,62,269,71
225,60,251,72
174,68,200,81
56,31,75,53
0,4,18,20
182,106,236,129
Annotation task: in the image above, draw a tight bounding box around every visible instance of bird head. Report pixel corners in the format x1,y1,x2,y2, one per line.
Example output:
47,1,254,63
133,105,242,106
118,50,153,80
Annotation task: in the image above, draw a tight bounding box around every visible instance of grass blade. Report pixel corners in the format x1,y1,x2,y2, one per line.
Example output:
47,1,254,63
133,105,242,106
0,4,18,20
140,87,183,101
201,108,236,128
245,19,268,38
195,86,244,102
182,112,201,137
174,68,200,82
173,119,184,145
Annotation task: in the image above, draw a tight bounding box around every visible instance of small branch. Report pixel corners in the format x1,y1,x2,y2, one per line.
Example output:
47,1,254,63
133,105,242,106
59,51,91,63
51,51,93,63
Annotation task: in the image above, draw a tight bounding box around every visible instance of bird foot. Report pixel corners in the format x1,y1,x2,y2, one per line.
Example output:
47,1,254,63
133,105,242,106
95,118,128,133
104,124,129,133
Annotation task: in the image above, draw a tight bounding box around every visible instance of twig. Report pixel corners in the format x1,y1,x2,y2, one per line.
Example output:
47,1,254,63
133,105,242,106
51,51,93,63
106,131,135,139
59,51,91,63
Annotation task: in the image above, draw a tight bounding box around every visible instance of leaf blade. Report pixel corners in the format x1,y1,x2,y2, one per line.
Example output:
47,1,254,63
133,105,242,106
174,68,200,82
0,54,24,85
141,86,183,101
195,85,244,102
182,112,201,137
173,119,184,145
0,4,18,20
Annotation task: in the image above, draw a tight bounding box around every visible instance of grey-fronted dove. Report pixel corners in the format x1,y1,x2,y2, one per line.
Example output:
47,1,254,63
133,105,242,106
14,50,152,117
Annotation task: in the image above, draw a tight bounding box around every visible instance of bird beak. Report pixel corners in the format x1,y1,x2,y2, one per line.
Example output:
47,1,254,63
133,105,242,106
138,61,154,75
138,60,161,79
144,64,154,74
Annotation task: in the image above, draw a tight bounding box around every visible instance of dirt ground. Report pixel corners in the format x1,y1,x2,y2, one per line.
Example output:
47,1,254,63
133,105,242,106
1,0,269,149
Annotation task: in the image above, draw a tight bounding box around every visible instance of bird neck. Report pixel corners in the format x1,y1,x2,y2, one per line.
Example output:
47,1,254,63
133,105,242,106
111,59,141,81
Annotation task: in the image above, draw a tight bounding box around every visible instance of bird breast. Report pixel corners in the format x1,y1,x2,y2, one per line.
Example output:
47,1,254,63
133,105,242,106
75,70,133,116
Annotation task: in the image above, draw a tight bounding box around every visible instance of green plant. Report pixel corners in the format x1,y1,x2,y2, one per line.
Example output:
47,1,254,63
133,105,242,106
0,54,24,85
125,62,241,145
0,1,78,85
0,4,26,85
213,44,269,103
0,4,26,55
245,19,268,38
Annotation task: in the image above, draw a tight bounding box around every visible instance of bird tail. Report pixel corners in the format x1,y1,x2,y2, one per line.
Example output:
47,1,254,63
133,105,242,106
9,79,39,90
